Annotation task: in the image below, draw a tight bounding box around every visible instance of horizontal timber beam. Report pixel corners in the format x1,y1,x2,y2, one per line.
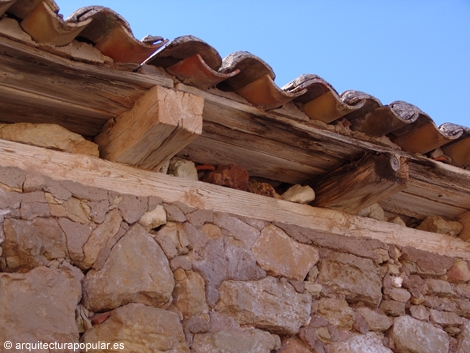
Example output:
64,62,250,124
0,35,173,136
0,139,469,260
95,86,203,170
312,153,408,213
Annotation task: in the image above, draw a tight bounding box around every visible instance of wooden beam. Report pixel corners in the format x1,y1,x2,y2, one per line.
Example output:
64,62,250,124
176,83,470,220
312,153,408,213
0,35,469,220
1,139,469,260
94,85,203,170
0,35,173,136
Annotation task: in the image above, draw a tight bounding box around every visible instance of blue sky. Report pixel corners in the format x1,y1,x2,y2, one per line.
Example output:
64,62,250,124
59,1,469,127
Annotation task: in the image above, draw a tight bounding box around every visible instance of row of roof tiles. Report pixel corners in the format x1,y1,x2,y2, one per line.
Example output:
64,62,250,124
1,0,469,169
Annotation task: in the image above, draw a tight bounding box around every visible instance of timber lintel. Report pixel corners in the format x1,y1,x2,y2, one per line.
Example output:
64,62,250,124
312,152,409,213
94,85,204,171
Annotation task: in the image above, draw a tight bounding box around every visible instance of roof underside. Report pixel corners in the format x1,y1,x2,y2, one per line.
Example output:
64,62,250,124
0,0,469,223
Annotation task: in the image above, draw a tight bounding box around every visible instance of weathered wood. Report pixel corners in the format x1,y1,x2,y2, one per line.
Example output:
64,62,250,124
95,85,203,170
459,211,470,242
1,139,469,260
0,35,173,136
312,153,408,213
177,83,470,220
0,36,469,220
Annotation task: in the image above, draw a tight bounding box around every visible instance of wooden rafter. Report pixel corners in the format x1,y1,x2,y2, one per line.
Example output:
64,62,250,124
94,85,203,170
312,153,408,213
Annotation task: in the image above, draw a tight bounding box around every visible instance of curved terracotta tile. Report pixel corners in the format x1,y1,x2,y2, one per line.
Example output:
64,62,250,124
6,0,56,19
219,52,305,110
285,75,381,123
146,35,222,70
146,36,239,89
66,6,166,63
166,54,239,89
442,125,470,168
349,101,425,137
219,51,275,91
0,0,17,17
340,90,383,121
20,1,91,46
392,120,465,155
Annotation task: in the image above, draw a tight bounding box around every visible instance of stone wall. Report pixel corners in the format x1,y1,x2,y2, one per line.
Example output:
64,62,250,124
1,166,470,353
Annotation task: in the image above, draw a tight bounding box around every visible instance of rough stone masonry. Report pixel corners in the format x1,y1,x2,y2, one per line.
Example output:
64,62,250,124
1,165,470,353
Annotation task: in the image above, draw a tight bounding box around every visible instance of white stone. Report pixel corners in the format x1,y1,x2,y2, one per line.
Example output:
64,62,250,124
330,333,393,353
138,204,167,231
282,184,315,204
168,157,198,181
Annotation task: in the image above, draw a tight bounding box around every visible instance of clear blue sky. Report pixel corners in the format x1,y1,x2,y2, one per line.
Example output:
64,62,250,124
59,0,469,127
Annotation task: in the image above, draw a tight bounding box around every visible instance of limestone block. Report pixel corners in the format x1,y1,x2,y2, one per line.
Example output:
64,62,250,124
417,215,463,236
400,246,454,276
80,209,122,270
457,319,470,353
317,298,355,330
380,300,406,317
81,303,189,353
391,316,449,353
192,329,280,353
216,277,312,335
318,252,382,307
58,217,93,263
61,180,108,202
252,224,319,281
388,288,411,303
2,217,67,271
358,203,385,221
277,337,312,353
0,266,82,346
0,123,99,156
168,157,198,181
172,270,208,318
330,333,393,353
82,224,174,312
425,278,455,297
430,309,463,326
117,194,148,224
447,259,470,283
388,216,406,226
213,212,260,249
164,203,187,222
154,222,190,258
20,191,50,219
281,184,315,204
356,307,393,332
410,305,430,321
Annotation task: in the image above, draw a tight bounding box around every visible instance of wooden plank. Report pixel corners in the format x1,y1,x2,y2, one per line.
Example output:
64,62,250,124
380,192,468,220
312,153,408,213
0,84,114,136
178,134,323,184
1,138,469,259
0,35,173,136
95,86,203,170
